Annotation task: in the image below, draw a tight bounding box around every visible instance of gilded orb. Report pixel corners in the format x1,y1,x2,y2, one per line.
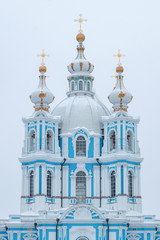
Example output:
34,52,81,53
39,65,47,73
76,33,85,42
116,65,124,73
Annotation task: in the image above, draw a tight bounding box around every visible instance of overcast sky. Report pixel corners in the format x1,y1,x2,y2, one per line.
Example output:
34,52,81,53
0,0,160,218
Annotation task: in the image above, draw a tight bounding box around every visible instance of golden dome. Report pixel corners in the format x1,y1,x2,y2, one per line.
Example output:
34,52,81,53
39,65,47,73
76,33,85,42
116,65,124,73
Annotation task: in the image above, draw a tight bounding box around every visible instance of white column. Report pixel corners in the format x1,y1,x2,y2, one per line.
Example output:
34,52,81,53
107,167,110,197
35,164,39,195
42,121,45,151
102,166,106,197
37,121,40,151
94,136,99,157
42,164,46,195
136,166,141,196
116,164,121,195
62,136,68,157
94,166,99,197
123,121,126,150
24,124,28,153
117,120,121,151
21,166,25,196
63,166,69,197
87,174,92,197
124,164,127,195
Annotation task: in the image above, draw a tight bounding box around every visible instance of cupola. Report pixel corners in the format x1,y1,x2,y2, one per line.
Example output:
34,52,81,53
67,14,94,96
30,50,55,112
108,50,133,112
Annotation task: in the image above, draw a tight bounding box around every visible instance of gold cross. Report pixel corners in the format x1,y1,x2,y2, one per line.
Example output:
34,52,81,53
74,14,87,33
113,49,125,66
37,49,49,66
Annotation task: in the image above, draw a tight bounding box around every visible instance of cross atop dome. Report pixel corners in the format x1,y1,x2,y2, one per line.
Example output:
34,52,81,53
29,50,54,112
37,49,49,66
108,50,133,112
113,49,125,66
74,14,87,33
37,49,49,73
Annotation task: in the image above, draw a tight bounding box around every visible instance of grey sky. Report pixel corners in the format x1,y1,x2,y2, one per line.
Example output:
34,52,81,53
0,0,160,218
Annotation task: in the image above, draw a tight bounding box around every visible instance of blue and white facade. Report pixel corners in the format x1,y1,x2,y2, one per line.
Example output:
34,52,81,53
0,31,160,240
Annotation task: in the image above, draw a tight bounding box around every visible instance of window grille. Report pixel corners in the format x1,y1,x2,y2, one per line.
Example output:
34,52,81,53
79,81,83,91
47,130,53,151
29,171,34,197
111,171,116,197
128,171,133,197
71,81,74,91
76,171,86,204
109,130,116,151
47,170,52,197
87,81,90,91
29,130,35,152
127,130,133,152
76,136,86,157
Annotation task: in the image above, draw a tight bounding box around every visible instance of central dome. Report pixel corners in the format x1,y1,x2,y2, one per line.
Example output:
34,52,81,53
52,95,110,133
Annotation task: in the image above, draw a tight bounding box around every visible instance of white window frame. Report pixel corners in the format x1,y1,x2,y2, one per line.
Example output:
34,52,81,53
29,129,36,152
127,129,134,152
76,171,86,204
46,129,54,152
87,81,91,91
128,170,134,197
110,170,116,197
109,129,116,152
47,170,52,197
71,80,75,91
78,80,83,91
29,170,34,197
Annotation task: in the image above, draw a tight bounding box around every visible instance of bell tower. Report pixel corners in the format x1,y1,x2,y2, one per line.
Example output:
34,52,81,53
101,50,143,212
19,51,61,213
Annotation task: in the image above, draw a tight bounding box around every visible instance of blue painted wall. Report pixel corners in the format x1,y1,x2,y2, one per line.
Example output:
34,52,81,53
68,137,74,158
88,137,94,158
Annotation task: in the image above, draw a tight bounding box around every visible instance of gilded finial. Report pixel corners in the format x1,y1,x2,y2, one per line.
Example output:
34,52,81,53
113,49,125,66
37,49,49,66
74,14,87,33
37,50,49,73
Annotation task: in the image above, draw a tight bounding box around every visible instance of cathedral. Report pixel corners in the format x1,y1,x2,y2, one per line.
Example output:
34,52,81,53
0,15,160,240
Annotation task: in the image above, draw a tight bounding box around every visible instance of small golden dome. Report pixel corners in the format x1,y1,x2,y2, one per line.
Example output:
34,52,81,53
116,65,124,73
39,65,47,73
76,33,85,42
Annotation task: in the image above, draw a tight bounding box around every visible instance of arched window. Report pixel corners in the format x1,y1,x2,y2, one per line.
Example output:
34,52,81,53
79,81,83,91
46,130,53,152
127,130,133,152
47,170,52,197
76,136,86,157
29,130,36,152
128,171,133,197
109,130,116,152
87,81,90,91
71,81,74,91
29,171,34,197
111,171,116,197
76,171,86,204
